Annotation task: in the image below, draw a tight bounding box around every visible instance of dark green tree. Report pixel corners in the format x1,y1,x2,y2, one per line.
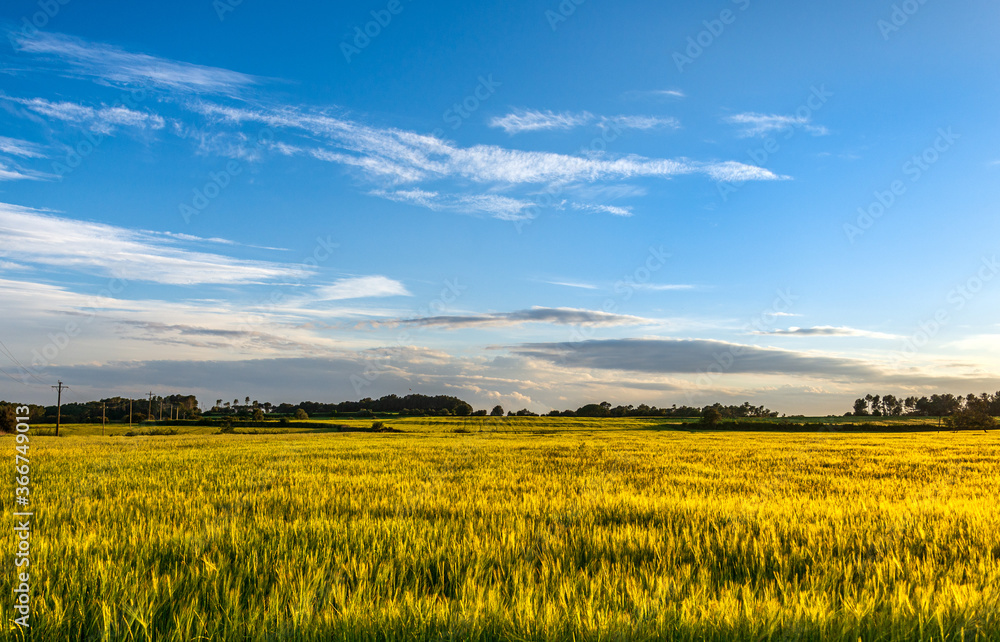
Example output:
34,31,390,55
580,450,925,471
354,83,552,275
945,407,997,431
0,403,16,433
700,407,722,426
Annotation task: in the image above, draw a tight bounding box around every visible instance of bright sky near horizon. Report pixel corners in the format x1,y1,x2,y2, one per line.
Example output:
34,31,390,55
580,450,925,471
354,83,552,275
1,0,998,414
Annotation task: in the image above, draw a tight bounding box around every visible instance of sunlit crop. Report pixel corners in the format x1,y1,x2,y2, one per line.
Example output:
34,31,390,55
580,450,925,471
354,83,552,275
4,421,998,640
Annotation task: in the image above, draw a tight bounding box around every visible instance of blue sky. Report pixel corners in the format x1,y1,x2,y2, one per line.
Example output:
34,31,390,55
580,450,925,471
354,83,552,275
1,0,998,413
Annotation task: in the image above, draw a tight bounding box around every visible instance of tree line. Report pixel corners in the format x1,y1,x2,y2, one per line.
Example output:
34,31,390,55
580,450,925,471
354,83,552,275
0,395,199,425
848,392,1000,417
2,394,781,428
502,401,778,419
283,394,474,416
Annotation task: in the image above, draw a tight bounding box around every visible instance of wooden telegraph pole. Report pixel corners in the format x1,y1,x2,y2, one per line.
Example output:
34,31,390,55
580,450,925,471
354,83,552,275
51,381,67,437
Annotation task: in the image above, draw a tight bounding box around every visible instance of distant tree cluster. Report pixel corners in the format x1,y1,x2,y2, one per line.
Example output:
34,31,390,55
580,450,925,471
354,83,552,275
0,402,44,428
231,397,780,420
849,392,1000,418
507,409,540,417
226,396,778,421
210,397,268,416
13,396,200,424
270,394,474,418
540,401,777,419
0,402,17,433
7,389,787,426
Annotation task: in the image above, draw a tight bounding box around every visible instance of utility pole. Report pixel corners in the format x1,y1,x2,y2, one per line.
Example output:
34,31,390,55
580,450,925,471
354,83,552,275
159,398,163,421
147,391,153,424
102,402,106,437
51,381,67,437
129,399,132,428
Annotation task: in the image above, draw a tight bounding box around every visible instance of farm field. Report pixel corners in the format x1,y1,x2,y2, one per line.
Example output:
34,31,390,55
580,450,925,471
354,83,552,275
23,413,957,437
4,422,999,641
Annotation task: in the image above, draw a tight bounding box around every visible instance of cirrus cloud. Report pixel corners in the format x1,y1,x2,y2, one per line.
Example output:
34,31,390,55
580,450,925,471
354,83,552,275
9,29,259,95
313,276,411,301
0,202,311,285
752,326,901,340
376,307,655,329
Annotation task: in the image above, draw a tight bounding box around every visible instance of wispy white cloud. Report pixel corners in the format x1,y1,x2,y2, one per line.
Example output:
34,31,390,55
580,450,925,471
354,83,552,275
571,202,633,217
7,32,787,224
725,112,829,137
942,334,1000,359
456,194,536,220
541,279,693,292
142,230,288,252
0,133,49,184
0,136,45,158
631,283,697,291
0,202,311,285
444,146,770,184
370,188,440,209
371,189,535,221
113,320,317,353
10,30,259,95
600,115,679,131
0,162,50,182
378,307,654,329
489,109,679,134
624,89,686,100
0,275,417,369
753,325,901,339
314,276,411,301
545,280,599,290
8,96,165,134
489,109,594,134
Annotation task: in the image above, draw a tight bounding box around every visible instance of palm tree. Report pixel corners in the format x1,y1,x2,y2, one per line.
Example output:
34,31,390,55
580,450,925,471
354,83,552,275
216,399,223,411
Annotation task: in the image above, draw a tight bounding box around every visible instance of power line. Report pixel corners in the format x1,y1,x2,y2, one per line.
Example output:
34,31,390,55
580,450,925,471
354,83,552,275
0,339,50,385
0,364,26,383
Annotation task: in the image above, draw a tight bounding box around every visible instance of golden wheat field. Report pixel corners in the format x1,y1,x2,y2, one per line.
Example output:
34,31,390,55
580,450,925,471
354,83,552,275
3,420,999,641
